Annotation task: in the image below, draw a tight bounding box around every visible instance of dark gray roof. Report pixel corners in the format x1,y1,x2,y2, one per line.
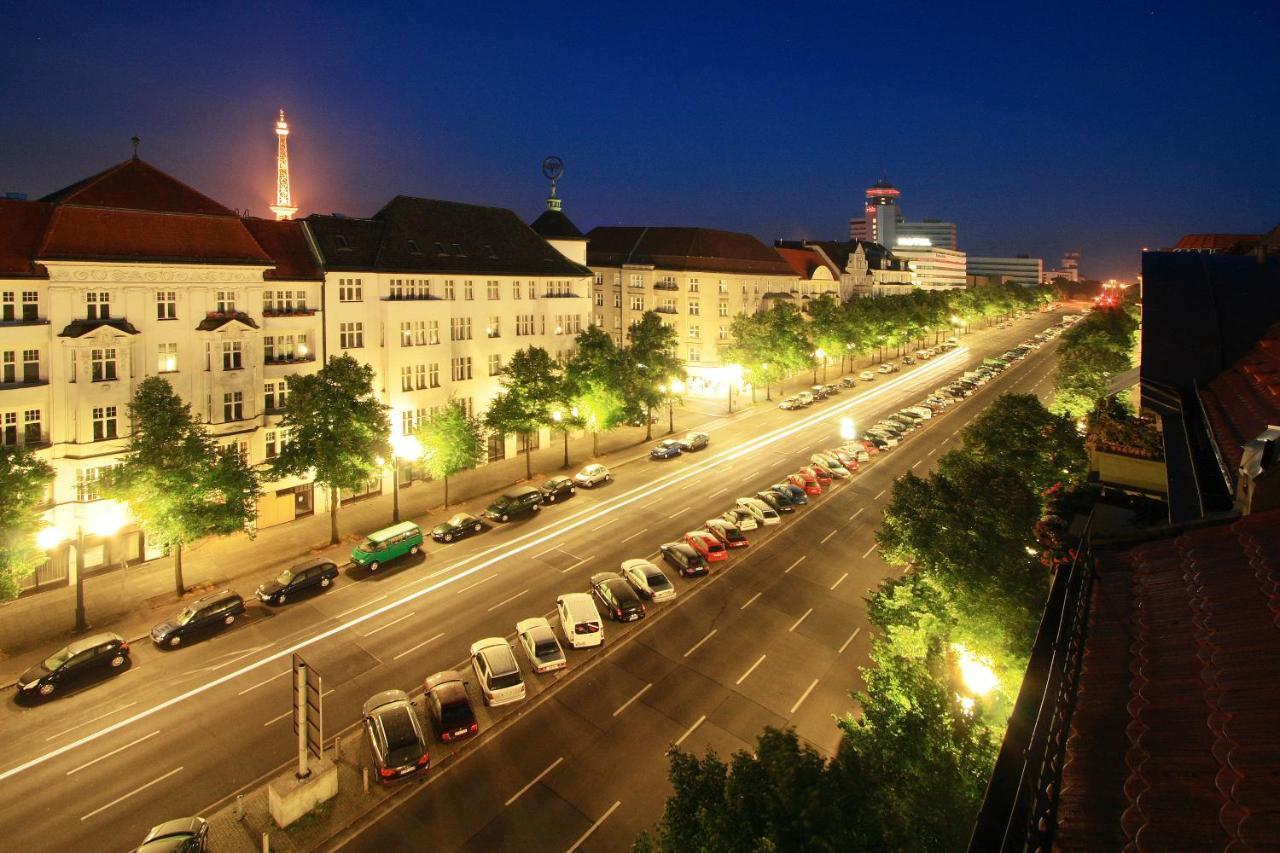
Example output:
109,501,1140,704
306,196,591,276
58,318,141,338
530,208,585,240
588,227,794,276
774,239,904,271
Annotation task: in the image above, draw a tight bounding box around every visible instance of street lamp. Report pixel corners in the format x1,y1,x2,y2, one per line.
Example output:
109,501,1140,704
41,501,129,633
388,434,422,524
952,643,999,697
813,348,826,383
839,417,856,442
667,378,685,435
726,364,742,414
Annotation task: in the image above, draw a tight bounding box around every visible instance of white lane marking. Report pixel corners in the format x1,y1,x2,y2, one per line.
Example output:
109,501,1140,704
361,612,415,637
790,679,820,714
611,683,653,718
667,506,691,519
674,715,706,747
927,448,937,456
911,460,922,469
874,489,886,500
789,609,813,632
200,643,274,673
80,766,183,821
619,527,648,544
741,471,757,482
392,632,446,662
591,519,614,532
861,543,878,559
505,756,564,807
237,669,289,696
940,436,951,446
735,654,767,686
839,627,863,654
821,529,837,544
682,629,717,658
849,508,865,521
45,703,137,742
456,575,496,595
264,709,291,727
785,556,805,574
739,592,762,611
487,589,529,613
535,546,561,559
830,572,849,590
559,554,595,574
0,348,978,785
67,730,160,776
643,497,664,509
566,800,622,853
708,487,728,498
335,594,387,619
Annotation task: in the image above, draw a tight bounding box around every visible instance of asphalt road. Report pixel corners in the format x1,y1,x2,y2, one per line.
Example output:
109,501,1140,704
0,311,1064,852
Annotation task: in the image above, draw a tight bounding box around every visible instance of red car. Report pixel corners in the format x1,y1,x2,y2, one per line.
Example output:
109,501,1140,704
800,465,832,487
789,470,821,495
685,530,728,563
854,438,880,456
704,518,750,548
829,449,860,472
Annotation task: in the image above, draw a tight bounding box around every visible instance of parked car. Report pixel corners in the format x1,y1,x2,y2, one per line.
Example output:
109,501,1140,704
135,817,209,853
684,529,728,562
423,670,479,743
788,470,822,495
755,490,795,513
590,572,647,622
677,431,710,452
539,475,577,503
17,632,130,699
516,617,568,672
811,453,850,478
823,383,840,396
574,463,611,488
556,593,604,648
431,512,485,543
484,485,544,522
722,506,759,530
151,590,245,648
352,521,424,571
877,362,899,374
851,437,880,456
809,462,840,484
621,559,676,602
864,430,898,448
795,391,814,406
809,385,828,400
779,396,803,410
704,518,750,548
800,465,832,487
736,496,780,525
659,541,709,577
858,370,875,381
901,355,916,365
470,638,526,706
255,561,339,605
839,376,857,388
827,448,860,471
650,439,683,460
771,482,809,505
362,688,431,781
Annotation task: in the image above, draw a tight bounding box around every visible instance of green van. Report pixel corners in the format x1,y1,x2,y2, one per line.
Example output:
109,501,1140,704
351,521,424,571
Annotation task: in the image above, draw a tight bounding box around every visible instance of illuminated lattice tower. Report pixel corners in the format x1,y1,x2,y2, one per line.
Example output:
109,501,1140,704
269,109,297,220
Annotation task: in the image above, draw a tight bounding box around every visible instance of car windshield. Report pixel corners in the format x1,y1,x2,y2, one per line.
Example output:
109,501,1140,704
178,607,197,625
541,479,560,490
448,514,470,526
358,538,376,552
534,639,560,658
490,671,522,690
41,646,73,671
275,569,294,585
439,699,473,728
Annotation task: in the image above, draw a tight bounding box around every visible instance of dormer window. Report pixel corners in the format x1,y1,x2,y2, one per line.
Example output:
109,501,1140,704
452,243,466,257
482,244,496,258
408,239,421,254
434,242,446,255
334,234,350,251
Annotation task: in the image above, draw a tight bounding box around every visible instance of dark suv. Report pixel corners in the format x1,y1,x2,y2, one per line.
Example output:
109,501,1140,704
362,689,431,781
483,485,544,522
423,670,479,743
17,632,130,699
151,590,246,648
589,572,647,622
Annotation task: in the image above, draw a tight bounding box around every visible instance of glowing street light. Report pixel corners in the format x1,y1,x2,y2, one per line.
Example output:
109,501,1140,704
839,416,857,442
45,500,130,633
952,643,999,697
667,378,685,434
726,364,742,413
389,432,422,524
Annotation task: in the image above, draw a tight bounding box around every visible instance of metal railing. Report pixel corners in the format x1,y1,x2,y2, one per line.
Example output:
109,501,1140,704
968,512,1096,852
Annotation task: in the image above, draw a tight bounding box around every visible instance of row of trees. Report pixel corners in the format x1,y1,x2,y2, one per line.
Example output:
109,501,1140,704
724,284,1052,399
637,393,1086,851
1052,305,1140,418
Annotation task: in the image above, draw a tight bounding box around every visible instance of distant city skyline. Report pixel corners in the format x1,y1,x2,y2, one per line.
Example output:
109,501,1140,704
3,1,1278,283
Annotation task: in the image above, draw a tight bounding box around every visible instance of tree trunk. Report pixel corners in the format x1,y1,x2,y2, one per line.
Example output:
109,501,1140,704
443,474,449,509
592,431,599,457
765,384,772,401
173,542,185,597
329,486,340,545
524,434,533,480
645,406,653,441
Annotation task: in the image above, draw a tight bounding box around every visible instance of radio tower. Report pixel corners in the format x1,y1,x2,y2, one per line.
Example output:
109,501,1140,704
269,109,297,220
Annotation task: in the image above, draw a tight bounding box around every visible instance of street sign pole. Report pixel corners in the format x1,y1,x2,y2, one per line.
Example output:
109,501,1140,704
295,661,310,780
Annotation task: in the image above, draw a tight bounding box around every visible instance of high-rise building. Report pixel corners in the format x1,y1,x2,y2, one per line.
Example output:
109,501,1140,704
1045,249,1082,283
849,179,957,250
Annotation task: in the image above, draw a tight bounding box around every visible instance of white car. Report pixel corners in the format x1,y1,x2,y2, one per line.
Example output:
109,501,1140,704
858,370,875,381
469,638,526,707
779,396,803,411
811,454,851,478
735,497,780,526
574,463,611,488
516,617,567,673
621,559,676,603
722,508,758,531
556,593,603,648
877,363,898,374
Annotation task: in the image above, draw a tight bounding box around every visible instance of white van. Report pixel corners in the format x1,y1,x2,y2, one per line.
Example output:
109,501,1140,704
736,497,780,526
556,593,604,648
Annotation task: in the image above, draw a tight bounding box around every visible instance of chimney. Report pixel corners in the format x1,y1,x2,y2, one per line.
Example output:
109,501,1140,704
1235,424,1280,514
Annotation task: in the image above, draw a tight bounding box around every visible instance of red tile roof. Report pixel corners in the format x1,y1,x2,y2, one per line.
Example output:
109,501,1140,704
41,158,237,216
774,246,834,280
241,218,323,280
0,199,54,277
38,206,272,266
1056,510,1280,851
1199,322,1280,471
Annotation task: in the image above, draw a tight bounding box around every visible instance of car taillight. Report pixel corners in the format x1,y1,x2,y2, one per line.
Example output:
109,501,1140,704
379,768,397,779
442,731,452,742
119,642,129,652
614,608,623,618
469,722,479,733
417,753,431,766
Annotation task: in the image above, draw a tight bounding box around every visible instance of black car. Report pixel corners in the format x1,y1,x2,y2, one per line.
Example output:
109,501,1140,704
136,817,209,852
839,376,856,388
431,512,485,543
423,670,479,743
255,561,339,605
151,590,246,648
17,632,130,699
362,689,431,782
771,482,808,505
659,542,709,577
589,572,647,622
483,485,544,522
539,475,577,503
676,431,710,452
756,490,795,513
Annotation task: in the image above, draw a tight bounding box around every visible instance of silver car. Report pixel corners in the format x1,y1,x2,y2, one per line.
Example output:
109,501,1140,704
516,617,567,673
621,559,676,602
574,463,611,488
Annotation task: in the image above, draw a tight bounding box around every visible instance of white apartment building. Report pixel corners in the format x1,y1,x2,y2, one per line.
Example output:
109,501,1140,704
585,227,799,396
775,240,915,298
891,244,969,290
966,255,1044,286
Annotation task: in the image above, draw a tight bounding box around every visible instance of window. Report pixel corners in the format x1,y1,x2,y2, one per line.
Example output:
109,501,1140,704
630,295,644,311
264,334,307,362
613,292,621,308
415,364,429,389
516,314,535,336
216,291,237,314
223,391,244,422
487,433,506,462
630,274,644,289
428,363,439,388
488,354,502,376
487,316,500,338
222,341,243,370
450,317,472,341
427,320,439,345
688,325,700,339
156,291,177,320
519,432,540,452
339,322,364,349
265,430,281,459
265,380,288,411
593,273,604,286
92,406,118,441
512,280,521,300
400,411,415,435
718,281,729,294
23,409,40,445
487,280,500,300
400,365,413,392
718,301,729,317
443,280,456,300
688,300,700,316
0,351,12,384
451,356,472,381
86,291,111,320
594,291,603,306
90,348,117,382
688,278,700,293
0,412,14,446
0,292,11,322
407,239,421,255
75,465,116,502
689,348,701,363
338,278,363,302
463,280,474,300
264,289,307,314
458,397,474,418
157,342,177,373
719,325,730,340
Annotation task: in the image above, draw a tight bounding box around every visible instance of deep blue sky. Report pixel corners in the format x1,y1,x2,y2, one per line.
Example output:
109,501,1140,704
2,1,1277,282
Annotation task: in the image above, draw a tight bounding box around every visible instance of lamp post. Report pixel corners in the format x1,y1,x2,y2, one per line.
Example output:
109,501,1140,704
667,378,684,435
726,364,741,414
41,501,128,634
388,434,422,524
552,409,569,468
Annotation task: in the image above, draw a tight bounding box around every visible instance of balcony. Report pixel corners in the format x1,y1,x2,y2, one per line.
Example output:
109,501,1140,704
263,353,316,367
0,316,49,327
262,307,317,317
654,280,679,291
653,306,679,315
0,378,49,391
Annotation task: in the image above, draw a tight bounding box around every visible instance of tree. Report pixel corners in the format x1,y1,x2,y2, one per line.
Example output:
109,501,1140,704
0,446,54,601
103,377,260,596
623,312,683,440
723,312,784,401
271,354,389,545
416,401,485,508
1052,306,1139,418
565,326,630,455
951,393,1086,496
484,346,560,480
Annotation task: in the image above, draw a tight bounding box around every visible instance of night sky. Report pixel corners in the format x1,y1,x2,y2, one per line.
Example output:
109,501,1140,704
2,1,1277,282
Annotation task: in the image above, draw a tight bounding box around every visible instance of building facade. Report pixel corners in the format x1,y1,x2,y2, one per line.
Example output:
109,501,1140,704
966,255,1044,286
849,179,958,250
890,245,969,290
